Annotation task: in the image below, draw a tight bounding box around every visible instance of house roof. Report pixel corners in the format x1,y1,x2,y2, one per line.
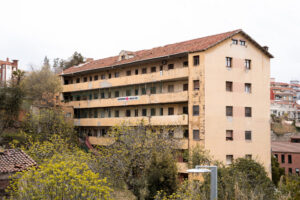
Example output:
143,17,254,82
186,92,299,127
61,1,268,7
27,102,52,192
62,29,273,75
0,149,36,173
272,142,300,153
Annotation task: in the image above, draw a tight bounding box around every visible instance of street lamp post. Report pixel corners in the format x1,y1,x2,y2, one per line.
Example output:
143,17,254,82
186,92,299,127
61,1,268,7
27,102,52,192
187,165,218,200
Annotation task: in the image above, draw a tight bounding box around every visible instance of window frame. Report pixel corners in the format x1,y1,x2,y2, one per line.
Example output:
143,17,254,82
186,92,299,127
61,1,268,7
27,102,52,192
193,55,200,66
226,106,233,117
226,81,233,92
193,105,199,116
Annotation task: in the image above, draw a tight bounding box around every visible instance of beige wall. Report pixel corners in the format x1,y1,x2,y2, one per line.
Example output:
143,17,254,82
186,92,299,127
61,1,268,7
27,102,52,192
203,33,271,175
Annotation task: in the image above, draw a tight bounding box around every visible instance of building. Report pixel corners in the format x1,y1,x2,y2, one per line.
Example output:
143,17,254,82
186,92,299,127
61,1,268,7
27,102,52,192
0,149,36,197
270,79,300,120
272,139,300,175
0,58,18,83
60,29,273,175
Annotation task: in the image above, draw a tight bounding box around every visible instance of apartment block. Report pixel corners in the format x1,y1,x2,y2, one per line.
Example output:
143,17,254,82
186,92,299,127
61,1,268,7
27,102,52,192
0,58,18,83
60,29,273,175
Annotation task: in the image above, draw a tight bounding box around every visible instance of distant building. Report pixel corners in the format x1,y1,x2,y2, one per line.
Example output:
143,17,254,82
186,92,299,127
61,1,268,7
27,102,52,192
0,149,36,197
272,138,300,175
0,58,18,83
270,79,300,120
60,29,273,176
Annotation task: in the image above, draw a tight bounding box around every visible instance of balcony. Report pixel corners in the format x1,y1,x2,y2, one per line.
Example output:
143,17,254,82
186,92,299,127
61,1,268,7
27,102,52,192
63,67,189,92
65,91,188,108
88,136,114,146
74,114,188,127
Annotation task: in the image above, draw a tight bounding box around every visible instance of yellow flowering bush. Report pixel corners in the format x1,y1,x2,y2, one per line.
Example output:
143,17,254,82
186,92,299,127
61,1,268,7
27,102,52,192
8,154,112,200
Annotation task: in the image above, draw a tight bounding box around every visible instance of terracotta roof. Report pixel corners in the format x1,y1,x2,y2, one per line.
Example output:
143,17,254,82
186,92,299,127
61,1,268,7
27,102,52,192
62,29,273,75
0,149,36,173
272,142,300,153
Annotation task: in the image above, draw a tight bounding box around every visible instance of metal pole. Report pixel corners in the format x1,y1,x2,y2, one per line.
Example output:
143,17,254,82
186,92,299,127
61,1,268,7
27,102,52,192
195,165,218,200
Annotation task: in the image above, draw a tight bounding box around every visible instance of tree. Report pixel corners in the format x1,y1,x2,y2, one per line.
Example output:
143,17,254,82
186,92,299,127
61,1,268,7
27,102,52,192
94,122,180,200
8,153,112,200
22,65,62,107
146,152,178,199
43,56,50,67
278,175,300,200
53,51,85,71
272,155,285,186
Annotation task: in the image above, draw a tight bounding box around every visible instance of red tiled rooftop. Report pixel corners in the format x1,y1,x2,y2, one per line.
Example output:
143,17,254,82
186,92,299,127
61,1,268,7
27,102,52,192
62,29,273,75
0,149,36,173
272,142,300,153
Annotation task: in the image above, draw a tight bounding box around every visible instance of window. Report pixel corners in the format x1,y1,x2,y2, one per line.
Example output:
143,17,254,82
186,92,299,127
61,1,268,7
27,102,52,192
83,77,87,82
160,108,164,116
150,87,156,94
101,92,105,99
89,94,92,100
126,110,131,117
100,111,105,118
193,55,200,66
281,154,285,163
159,66,163,71
226,81,233,92
135,89,139,95
115,91,119,98
142,68,147,74
168,85,174,93
126,89,131,96
245,107,252,117
94,93,98,99
245,131,252,140
183,84,188,91
89,76,92,81
245,154,252,159
151,66,156,73
168,64,174,70
135,109,138,117
193,130,200,140
226,106,233,116
142,109,147,116
183,130,189,138
288,155,292,164
226,155,233,165
101,74,106,80
151,108,156,116
142,88,146,95
76,78,80,83
288,168,292,174
108,92,111,98
168,130,174,138
226,57,232,68
115,110,119,117
94,75,98,81
193,80,200,90
226,130,233,141
183,61,188,67
94,110,98,118
240,40,246,46
232,39,238,45
183,106,188,114
115,72,120,78
108,74,112,79
135,69,139,75
245,83,251,93
108,109,111,118
245,59,251,70
126,70,131,76
168,107,174,115
193,105,199,116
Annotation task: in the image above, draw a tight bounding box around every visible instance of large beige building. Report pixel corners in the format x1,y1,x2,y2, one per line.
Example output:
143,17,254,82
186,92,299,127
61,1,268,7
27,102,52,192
60,29,273,175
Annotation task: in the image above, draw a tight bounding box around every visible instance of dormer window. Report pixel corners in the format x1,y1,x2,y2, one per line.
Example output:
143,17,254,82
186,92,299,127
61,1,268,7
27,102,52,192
232,39,238,45
119,50,135,61
240,40,246,46
121,55,125,60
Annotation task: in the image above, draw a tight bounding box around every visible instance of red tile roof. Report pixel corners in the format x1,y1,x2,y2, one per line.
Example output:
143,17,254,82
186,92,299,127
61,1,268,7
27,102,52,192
272,142,300,153
0,149,36,173
62,29,273,75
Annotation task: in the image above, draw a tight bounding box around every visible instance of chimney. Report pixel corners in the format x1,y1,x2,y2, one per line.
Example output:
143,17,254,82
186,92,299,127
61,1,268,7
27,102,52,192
12,60,19,68
6,58,9,62
263,46,269,51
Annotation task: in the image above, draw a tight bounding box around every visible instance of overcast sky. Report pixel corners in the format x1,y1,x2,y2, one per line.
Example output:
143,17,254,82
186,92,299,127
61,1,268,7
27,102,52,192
0,0,299,82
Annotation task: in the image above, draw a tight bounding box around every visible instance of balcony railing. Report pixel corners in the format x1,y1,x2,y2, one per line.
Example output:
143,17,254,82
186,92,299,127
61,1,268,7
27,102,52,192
65,91,188,108
74,114,188,127
63,67,189,92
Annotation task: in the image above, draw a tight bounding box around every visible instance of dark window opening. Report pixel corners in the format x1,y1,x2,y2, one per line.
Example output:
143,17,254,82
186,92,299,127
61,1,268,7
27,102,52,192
193,105,199,116
94,75,98,81
226,57,232,68
168,107,174,115
168,64,174,70
245,131,252,140
226,81,233,92
193,55,200,66
183,61,188,67
193,130,200,140
142,68,147,74
245,107,252,117
142,109,147,116
151,108,156,116
183,84,188,91
281,154,285,163
151,66,156,73
226,130,233,141
226,106,233,116
183,106,188,114
126,110,131,117
193,80,200,90
126,70,131,76
288,155,292,164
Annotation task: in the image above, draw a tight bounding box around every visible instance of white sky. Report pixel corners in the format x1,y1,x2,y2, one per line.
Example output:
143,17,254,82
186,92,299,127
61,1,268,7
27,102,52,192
0,0,299,82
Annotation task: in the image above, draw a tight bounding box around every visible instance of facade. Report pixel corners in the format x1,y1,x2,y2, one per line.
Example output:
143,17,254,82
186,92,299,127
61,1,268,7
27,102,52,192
0,58,18,83
270,79,300,120
272,140,300,175
60,29,272,175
